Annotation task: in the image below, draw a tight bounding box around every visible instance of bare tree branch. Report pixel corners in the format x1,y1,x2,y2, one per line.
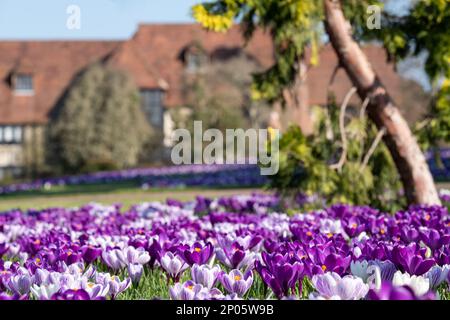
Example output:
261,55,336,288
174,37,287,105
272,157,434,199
330,86,357,171
328,63,341,89
359,97,370,122
358,97,371,163
360,127,387,172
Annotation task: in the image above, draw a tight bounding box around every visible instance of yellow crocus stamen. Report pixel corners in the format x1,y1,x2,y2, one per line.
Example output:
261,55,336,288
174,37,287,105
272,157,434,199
321,265,327,271
194,247,202,253
351,223,358,229
306,231,312,236
234,275,242,281
380,229,385,235
327,233,333,238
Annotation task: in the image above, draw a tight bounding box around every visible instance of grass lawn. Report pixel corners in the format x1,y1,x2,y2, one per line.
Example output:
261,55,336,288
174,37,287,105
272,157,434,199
0,181,448,212
0,185,264,211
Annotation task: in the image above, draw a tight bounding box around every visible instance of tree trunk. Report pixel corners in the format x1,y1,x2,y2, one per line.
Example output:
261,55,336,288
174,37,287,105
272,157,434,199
323,0,441,205
282,56,314,135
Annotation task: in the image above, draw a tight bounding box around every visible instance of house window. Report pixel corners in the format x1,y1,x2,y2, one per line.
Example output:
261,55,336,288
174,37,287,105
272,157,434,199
14,74,34,94
186,53,203,72
140,90,164,128
13,126,22,142
3,126,13,143
0,125,23,144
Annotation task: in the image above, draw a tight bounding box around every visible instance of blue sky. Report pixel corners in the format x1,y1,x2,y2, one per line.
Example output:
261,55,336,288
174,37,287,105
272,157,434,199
0,0,199,40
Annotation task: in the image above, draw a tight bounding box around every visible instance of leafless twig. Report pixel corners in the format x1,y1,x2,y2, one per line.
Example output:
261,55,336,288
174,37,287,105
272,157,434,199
360,127,387,172
328,63,341,89
358,97,371,162
359,97,370,121
330,86,357,171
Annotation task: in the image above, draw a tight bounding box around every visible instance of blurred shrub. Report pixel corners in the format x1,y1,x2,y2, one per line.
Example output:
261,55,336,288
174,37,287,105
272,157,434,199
47,64,153,173
268,98,405,212
79,159,120,174
175,51,271,131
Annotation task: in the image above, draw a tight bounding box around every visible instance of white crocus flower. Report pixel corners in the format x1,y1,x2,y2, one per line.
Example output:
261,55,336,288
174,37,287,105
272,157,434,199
319,219,342,235
31,283,61,300
392,271,430,297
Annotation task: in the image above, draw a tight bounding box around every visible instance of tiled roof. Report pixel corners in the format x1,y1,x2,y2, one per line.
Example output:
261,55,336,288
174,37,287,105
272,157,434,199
105,40,166,89
307,44,403,107
131,24,275,107
0,23,409,125
0,41,120,124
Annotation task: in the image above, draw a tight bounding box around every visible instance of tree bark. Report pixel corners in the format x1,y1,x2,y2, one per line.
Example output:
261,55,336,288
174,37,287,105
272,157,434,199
282,56,314,135
323,0,441,205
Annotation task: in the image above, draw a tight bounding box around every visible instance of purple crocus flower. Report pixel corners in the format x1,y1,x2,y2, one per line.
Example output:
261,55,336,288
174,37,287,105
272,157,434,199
0,293,15,300
350,259,397,284
391,244,435,275
127,263,144,286
216,241,255,270
6,273,32,295
307,249,351,276
51,289,93,300
166,198,184,208
160,252,189,281
420,229,450,250
33,268,50,286
371,260,397,282
30,283,61,300
169,280,222,300
194,196,212,214
82,245,102,264
59,248,82,265
220,269,253,297
0,243,8,258
81,281,110,300
122,246,150,265
400,226,420,243
102,249,127,271
170,280,207,300
100,275,131,299
255,252,304,299
147,239,163,269
191,264,221,289
0,292,27,300
343,217,365,238
424,265,450,289
181,242,213,266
